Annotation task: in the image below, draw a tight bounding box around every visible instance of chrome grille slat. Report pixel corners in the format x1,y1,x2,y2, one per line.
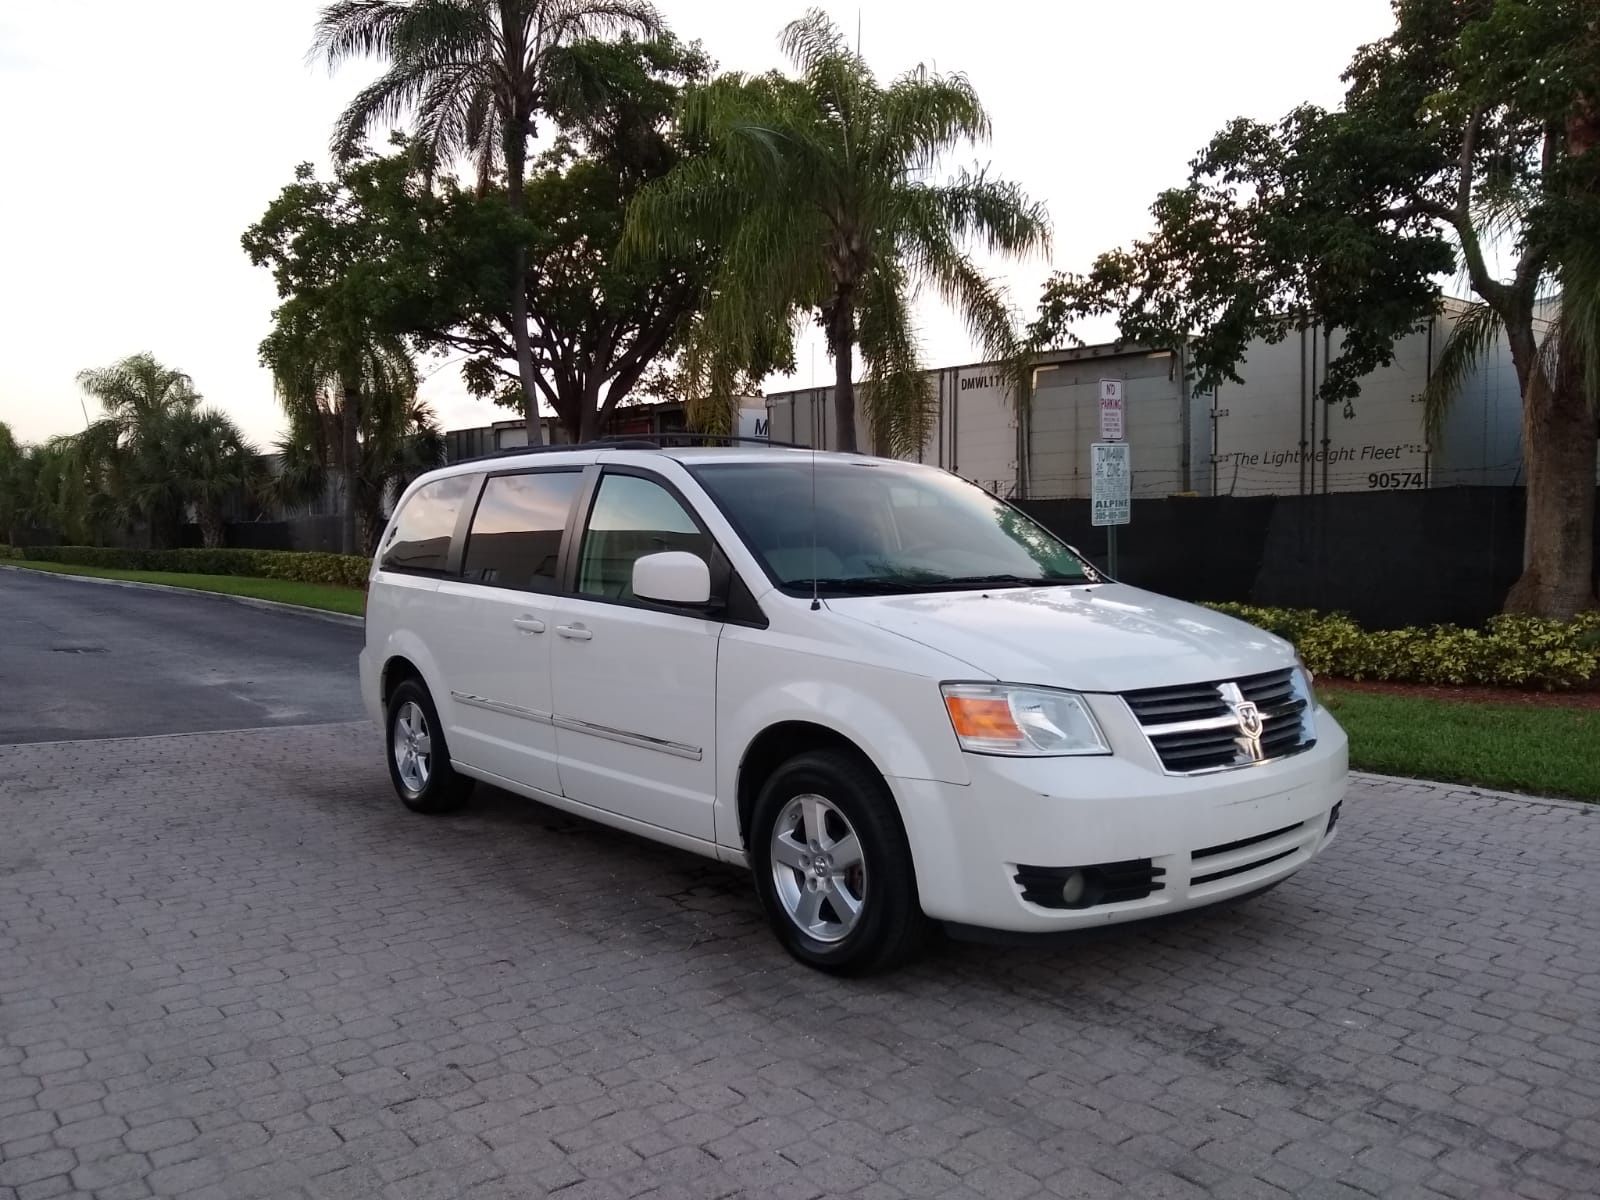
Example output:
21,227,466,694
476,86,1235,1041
1124,668,1315,775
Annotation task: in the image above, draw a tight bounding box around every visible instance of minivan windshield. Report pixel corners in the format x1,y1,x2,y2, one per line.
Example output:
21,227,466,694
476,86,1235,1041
692,459,1098,595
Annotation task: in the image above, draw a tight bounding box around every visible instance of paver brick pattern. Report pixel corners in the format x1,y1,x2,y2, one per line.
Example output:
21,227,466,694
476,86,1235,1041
1,723,1598,1199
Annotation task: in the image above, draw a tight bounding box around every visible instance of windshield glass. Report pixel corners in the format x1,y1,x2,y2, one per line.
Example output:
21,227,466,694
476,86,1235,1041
692,459,1097,594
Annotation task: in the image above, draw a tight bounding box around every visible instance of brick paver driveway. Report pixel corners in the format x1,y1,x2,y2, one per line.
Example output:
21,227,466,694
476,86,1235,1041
2,723,1598,1200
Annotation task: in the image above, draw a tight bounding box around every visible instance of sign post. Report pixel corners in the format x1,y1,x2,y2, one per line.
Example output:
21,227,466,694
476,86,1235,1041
1093,380,1129,576
1097,378,1124,441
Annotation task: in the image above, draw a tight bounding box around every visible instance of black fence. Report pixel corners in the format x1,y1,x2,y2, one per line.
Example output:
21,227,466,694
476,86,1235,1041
176,516,346,553
1018,486,1598,628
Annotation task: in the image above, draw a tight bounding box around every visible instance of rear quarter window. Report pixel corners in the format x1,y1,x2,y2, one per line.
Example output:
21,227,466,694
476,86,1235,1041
380,475,475,573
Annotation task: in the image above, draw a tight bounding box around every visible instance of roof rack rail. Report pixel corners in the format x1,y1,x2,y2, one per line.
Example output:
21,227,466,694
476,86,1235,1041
456,432,811,465
595,433,809,450
456,438,658,465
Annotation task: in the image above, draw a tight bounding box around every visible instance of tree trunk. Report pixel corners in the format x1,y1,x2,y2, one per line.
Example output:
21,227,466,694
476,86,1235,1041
1504,324,1598,617
828,301,857,453
340,381,360,557
199,505,225,549
505,135,544,448
577,379,606,443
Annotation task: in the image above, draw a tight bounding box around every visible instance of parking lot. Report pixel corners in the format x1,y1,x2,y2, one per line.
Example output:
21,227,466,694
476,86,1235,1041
2,719,1598,1199
3,575,1600,1200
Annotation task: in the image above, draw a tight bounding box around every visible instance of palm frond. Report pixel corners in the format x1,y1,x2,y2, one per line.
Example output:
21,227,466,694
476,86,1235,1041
1420,301,1504,443
1554,238,1600,414
778,8,854,76
411,62,497,167
876,69,989,171
541,0,663,50
903,169,1050,258
333,56,446,160
314,0,482,66
856,264,932,456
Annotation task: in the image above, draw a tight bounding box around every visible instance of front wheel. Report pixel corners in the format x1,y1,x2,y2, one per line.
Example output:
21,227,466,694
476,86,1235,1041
750,750,929,974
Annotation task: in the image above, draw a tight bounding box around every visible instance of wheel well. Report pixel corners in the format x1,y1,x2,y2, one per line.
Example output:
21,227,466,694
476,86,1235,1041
737,722,881,848
381,656,423,706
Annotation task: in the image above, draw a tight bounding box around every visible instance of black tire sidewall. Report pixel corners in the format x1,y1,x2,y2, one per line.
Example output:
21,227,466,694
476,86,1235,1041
385,680,465,814
750,750,923,974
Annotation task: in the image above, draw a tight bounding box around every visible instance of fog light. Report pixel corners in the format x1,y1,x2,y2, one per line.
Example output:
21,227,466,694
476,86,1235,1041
1060,870,1087,905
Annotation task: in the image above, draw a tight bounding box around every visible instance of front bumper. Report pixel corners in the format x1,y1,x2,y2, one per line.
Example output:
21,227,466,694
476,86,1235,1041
890,706,1348,933
357,647,382,725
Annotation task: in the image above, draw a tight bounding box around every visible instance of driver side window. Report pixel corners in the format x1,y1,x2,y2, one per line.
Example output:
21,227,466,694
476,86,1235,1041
577,474,710,602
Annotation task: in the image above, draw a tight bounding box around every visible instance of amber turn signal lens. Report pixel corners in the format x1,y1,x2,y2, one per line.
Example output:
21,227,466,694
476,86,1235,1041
944,695,1023,744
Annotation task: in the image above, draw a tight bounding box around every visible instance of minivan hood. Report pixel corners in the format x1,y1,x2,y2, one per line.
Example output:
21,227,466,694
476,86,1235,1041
828,584,1294,692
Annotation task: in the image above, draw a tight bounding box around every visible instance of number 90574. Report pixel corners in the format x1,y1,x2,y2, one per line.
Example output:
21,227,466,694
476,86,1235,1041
1367,471,1425,489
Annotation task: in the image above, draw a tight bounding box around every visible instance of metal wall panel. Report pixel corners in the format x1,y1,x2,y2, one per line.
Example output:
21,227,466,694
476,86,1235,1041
1027,351,1188,500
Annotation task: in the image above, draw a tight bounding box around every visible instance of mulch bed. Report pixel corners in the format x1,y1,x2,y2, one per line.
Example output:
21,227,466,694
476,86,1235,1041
1322,678,1600,710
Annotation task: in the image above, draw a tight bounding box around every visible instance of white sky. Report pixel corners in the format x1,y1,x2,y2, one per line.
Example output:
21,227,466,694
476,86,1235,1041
0,0,1394,448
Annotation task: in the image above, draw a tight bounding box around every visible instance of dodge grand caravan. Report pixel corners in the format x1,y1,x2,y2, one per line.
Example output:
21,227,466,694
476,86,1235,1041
359,444,1347,973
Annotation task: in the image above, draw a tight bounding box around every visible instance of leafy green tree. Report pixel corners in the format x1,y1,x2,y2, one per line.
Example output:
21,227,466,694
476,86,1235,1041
1030,0,1598,617
431,34,726,440
314,0,663,447
251,35,732,448
245,161,429,555
624,9,1049,454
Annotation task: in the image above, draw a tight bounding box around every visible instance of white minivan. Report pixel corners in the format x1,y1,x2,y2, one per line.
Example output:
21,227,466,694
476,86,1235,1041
360,443,1347,973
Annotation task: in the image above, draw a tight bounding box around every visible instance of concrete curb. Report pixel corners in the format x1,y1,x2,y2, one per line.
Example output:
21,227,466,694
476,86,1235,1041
0,562,364,628
1350,769,1595,811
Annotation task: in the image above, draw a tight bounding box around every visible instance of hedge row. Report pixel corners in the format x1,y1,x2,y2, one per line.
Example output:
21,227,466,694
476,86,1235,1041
20,545,371,589
1209,603,1600,690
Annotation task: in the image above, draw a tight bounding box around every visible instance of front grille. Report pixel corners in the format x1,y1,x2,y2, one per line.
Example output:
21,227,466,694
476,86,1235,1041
1193,822,1303,862
1013,860,1166,909
1124,667,1314,774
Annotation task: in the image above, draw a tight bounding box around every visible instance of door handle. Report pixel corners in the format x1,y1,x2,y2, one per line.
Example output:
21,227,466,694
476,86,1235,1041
556,623,592,641
512,616,546,634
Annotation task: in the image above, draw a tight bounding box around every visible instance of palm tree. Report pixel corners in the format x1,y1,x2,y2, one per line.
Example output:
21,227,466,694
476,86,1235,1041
0,421,20,542
76,353,206,547
356,397,447,551
262,313,415,555
313,0,663,447
154,408,258,549
623,9,1049,454
10,438,95,545
272,390,445,556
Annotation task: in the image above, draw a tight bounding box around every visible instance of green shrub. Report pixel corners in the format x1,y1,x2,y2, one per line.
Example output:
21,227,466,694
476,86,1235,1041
1207,602,1600,690
21,545,370,589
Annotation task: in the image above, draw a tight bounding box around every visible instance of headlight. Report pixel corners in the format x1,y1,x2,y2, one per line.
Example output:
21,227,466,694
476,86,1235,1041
1293,661,1317,707
941,683,1110,756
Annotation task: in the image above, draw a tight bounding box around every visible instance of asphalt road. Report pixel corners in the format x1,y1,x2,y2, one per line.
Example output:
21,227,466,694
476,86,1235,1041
0,569,365,744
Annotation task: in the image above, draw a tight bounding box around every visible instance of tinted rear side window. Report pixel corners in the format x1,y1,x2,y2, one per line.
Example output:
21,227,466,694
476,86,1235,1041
380,475,474,573
462,471,582,592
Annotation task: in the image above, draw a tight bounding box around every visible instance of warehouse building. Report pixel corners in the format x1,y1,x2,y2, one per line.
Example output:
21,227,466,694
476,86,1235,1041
765,299,1542,500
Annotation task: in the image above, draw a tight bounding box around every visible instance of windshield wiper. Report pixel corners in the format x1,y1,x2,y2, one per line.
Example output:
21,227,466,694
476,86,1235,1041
938,573,1089,588
786,577,929,594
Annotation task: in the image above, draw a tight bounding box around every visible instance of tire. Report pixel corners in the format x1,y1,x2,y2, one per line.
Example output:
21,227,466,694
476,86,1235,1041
750,750,929,975
385,679,472,815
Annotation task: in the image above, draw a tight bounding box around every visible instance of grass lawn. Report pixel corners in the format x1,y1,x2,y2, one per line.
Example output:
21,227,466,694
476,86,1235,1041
6,560,364,616
1322,686,1600,801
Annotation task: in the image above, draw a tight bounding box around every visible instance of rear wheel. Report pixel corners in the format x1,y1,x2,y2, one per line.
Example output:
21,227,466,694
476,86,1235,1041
751,750,929,974
385,679,471,814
